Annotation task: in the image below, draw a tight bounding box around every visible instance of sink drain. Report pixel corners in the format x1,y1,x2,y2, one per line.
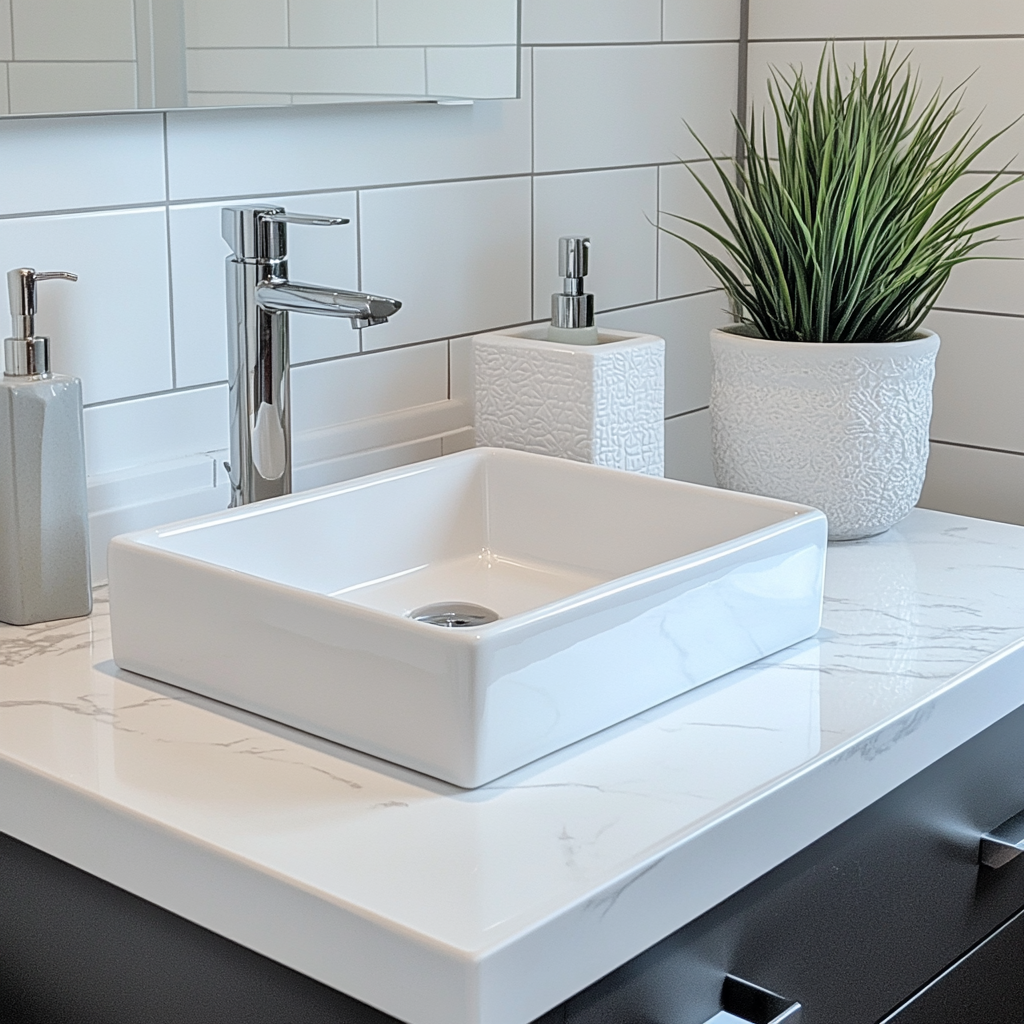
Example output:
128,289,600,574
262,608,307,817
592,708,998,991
409,602,499,628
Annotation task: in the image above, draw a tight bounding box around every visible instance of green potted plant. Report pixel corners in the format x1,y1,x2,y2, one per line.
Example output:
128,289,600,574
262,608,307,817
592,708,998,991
662,47,1022,540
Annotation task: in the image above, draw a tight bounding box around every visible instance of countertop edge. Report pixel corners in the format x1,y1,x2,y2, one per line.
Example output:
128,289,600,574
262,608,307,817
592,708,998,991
3,641,1024,1024
481,639,1024,1023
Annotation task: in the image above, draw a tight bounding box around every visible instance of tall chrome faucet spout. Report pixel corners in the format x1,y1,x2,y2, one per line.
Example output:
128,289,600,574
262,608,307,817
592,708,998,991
254,279,402,326
222,205,401,507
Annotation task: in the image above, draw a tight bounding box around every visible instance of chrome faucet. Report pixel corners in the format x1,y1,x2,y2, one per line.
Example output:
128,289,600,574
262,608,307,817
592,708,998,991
222,206,401,507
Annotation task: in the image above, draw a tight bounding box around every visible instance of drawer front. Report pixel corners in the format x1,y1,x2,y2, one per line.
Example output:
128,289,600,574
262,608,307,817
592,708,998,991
0,832,396,1024
879,906,1024,1024
564,702,1024,1024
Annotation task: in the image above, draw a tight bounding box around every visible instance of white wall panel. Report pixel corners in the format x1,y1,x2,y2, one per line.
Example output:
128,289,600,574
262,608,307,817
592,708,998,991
0,1,12,62
927,309,1024,453
165,49,532,199
920,443,1024,527
663,0,741,42
294,436,444,492
534,43,737,172
0,208,172,405
0,114,165,214
665,409,715,485
377,0,518,46
427,46,519,99
749,0,1024,40
940,173,1024,317
183,0,288,48
84,386,228,476
0,10,750,537
522,0,661,45
186,47,426,97
291,341,449,434
289,0,377,47
359,176,533,350
533,166,658,320
9,62,137,115
12,0,135,61
658,159,730,299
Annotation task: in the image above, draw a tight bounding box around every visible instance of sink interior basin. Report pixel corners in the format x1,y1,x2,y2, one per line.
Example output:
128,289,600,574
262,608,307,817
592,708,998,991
109,448,827,787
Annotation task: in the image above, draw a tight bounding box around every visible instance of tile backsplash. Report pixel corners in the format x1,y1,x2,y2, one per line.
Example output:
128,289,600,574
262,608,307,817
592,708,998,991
0,3,738,581
2,0,1018,586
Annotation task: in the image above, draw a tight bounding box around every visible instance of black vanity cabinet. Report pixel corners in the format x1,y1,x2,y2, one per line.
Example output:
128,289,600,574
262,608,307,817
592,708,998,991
4,704,1024,1024
559,700,1024,1024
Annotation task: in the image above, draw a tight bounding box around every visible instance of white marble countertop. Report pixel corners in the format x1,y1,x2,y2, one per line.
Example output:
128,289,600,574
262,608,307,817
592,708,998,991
3,508,1024,1024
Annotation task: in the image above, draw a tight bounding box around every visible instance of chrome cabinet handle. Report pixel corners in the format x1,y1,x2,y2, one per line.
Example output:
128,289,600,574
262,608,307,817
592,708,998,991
980,808,1024,869
703,975,802,1024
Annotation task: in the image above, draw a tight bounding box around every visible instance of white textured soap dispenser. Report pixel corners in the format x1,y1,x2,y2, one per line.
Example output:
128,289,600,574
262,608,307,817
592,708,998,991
0,267,91,625
473,237,667,476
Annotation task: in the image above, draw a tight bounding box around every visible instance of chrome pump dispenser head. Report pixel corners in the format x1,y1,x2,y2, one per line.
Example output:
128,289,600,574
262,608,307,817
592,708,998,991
551,236,595,330
4,268,78,377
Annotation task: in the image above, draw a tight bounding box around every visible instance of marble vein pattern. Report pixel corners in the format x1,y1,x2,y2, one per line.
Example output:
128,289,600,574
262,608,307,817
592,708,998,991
3,509,1024,1024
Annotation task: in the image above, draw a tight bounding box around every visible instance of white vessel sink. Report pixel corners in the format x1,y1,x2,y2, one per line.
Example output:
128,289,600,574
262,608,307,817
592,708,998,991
109,448,827,787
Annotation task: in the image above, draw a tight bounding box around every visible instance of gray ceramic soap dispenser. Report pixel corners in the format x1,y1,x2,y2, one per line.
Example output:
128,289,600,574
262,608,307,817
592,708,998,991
0,267,91,625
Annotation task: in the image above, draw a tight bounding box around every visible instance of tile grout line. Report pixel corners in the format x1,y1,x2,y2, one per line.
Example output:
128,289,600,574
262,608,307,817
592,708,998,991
529,39,742,48
932,305,1024,320
749,34,1024,44
83,379,227,411
0,160,737,223
655,165,661,299
529,45,536,321
736,0,750,163
356,190,364,353
162,112,178,390
931,439,1024,458
665,407,709,422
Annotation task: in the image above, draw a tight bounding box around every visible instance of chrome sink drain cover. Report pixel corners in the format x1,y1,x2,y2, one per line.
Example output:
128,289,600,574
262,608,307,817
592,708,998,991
409,602,499,628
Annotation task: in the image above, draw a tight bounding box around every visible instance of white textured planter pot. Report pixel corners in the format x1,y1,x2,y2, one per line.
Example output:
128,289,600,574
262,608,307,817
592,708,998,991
709,326,940,541
474,326,665,476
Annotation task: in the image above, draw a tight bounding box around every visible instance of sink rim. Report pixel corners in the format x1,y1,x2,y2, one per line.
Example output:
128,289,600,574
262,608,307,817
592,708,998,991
121,447,826,643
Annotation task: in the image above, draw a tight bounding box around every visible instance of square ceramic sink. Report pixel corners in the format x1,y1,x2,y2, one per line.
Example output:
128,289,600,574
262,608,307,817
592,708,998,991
109,448,827,787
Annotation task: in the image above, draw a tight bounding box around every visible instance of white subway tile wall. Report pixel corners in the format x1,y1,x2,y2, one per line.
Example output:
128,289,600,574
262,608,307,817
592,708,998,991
0,9,740,581
9,63,138,115
748,0,1024,525
288,1,378,49
6,0,138,113
13,0,135,61
0,0,520,113
0,114,165,214
182,0,518,102
0,1,1014,581
533,43,736,171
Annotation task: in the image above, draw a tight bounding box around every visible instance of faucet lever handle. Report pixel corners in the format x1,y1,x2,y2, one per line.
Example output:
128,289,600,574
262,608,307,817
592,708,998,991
259,212,350,228
222,206,351,261
31,271,79,283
